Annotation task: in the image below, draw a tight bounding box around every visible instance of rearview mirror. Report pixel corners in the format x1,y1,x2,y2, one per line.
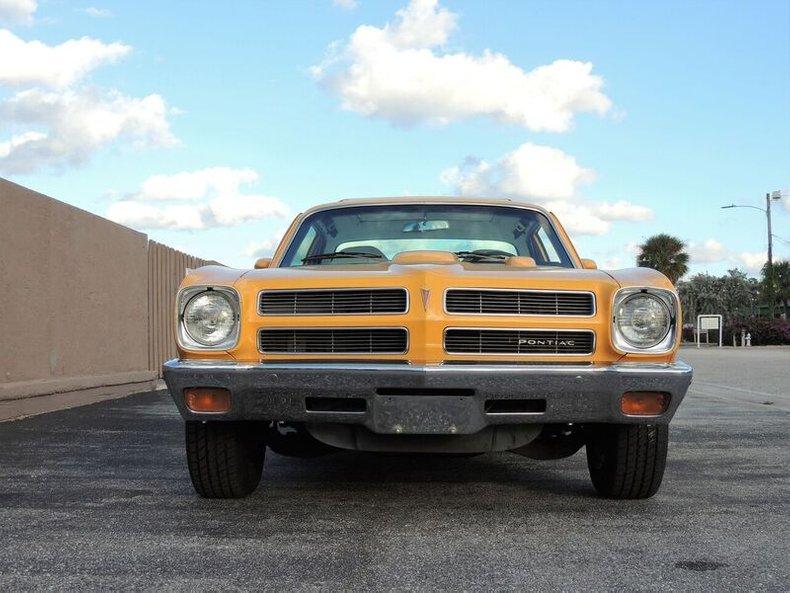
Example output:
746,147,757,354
254,258,272,269
581,258,597,269
402,220,449,233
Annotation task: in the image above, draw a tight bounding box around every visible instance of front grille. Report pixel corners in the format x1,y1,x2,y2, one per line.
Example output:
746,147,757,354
259,328,408,354
441,360,593,366
445,289,594,316
444,329,594,355
259,289,408,315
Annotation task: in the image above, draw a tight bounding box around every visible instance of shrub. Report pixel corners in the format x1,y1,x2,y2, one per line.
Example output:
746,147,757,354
723,316,790,346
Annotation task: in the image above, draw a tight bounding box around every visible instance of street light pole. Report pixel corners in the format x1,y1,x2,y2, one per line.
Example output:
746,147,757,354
766,192,775,277
721,190,783,317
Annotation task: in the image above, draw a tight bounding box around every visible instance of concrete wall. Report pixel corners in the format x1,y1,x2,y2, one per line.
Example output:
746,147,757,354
0,178,215,405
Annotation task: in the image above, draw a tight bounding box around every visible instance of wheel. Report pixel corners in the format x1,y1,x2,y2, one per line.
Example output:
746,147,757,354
185,421,265,498
585,424,668,499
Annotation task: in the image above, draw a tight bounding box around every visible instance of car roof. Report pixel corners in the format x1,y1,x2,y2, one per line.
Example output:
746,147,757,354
301,196,550,216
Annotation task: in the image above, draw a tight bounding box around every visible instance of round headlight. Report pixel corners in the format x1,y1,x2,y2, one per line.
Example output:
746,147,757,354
615,293,671,348
183,291,236,346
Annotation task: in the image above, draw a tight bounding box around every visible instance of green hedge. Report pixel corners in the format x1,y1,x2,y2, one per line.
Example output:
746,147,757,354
723,317,790,346
682,317,790,345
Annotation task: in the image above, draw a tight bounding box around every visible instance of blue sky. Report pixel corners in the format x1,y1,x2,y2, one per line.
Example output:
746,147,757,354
1,0,788,273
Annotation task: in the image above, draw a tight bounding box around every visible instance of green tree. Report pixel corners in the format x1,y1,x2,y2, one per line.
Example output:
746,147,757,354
677,269,759,325
720,269,760,318
761,260,790,318
636,234,689,283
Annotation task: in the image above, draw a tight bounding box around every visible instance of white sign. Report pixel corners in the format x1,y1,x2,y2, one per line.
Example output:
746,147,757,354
696,314,723,348
700,316,720,330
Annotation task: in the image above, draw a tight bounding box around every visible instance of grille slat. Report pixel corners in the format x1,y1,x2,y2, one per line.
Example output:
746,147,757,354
260,328,408,354
444,329,594,355
446,290,594,316
260,289,407,315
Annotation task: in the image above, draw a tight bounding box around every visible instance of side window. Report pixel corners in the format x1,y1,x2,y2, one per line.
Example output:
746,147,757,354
291,226,318,265
535,227,562,263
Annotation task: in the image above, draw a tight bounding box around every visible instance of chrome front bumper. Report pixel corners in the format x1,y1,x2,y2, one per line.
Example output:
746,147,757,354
163,360,693,434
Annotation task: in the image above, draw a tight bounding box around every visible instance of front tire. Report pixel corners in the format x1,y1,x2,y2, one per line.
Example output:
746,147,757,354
185,421,265,498
585,424,668,499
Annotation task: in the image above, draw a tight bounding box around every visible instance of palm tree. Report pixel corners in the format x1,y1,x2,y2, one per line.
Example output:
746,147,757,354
636,234,689,283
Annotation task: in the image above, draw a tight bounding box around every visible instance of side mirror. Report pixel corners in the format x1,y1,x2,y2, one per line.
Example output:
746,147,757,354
581,258,597,270
254,258,272,269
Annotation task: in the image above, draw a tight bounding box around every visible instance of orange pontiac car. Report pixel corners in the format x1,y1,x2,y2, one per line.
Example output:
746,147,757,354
163,197,692,499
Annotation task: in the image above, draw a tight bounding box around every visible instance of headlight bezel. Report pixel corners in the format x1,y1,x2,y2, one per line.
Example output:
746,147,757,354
611,287,678,354
177,285,241,351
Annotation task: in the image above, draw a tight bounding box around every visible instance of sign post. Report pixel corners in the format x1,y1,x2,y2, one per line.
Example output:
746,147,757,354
696,314,723,348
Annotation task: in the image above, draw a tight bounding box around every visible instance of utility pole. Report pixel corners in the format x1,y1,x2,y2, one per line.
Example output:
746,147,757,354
766,192,774,317
765,192,779,275
721,190,783,317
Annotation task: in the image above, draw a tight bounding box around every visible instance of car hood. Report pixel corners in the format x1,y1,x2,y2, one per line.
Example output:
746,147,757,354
238,262,616,290
183,261,673,296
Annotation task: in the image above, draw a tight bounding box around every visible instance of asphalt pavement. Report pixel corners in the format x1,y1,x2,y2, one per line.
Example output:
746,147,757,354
0,347,788,590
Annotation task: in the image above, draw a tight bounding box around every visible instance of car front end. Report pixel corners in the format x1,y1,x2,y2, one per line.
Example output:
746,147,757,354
163,198,692,499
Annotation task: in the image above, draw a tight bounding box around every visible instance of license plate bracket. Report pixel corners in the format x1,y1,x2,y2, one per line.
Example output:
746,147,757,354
370,394,484,434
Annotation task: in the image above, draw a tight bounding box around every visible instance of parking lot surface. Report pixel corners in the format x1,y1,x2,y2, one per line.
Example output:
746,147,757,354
1,347,788,590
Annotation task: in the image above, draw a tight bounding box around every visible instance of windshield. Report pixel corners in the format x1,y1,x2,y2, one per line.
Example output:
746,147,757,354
279,204,574,268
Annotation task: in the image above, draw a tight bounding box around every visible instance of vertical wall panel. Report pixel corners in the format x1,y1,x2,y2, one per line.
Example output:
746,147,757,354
0,178,221,400
0,179,149,387
146,241,217,376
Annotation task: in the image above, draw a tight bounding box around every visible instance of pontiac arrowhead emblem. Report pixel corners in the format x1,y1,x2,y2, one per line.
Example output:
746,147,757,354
421,288,431,311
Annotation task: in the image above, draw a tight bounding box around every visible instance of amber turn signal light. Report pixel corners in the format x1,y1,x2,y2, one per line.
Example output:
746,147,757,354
621,391,670,416
184,387,231,413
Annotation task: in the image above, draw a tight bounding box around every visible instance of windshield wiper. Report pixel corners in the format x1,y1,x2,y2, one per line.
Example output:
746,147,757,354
302,251,384,264
454,251,510,262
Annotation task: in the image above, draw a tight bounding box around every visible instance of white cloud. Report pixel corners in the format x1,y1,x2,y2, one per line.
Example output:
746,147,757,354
106,167,289,230
734,251,767,272
583,242,641,270
245,228,288,258
312,0,611,131
543,201,610,236
593,200,653,222
0,130,45,157
686,239,769,273
601,256,623,269
107,201,205,230
0,29,130,88
81,6,112,18
0,0,36,25
0,25,177,174
332,0,358,9
137,167,259,201
0,87,177,174
439,157,490,194
688,239,728,264
441,142,652,236
385,0,457,48
441,144,595,200
207,194,288,227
